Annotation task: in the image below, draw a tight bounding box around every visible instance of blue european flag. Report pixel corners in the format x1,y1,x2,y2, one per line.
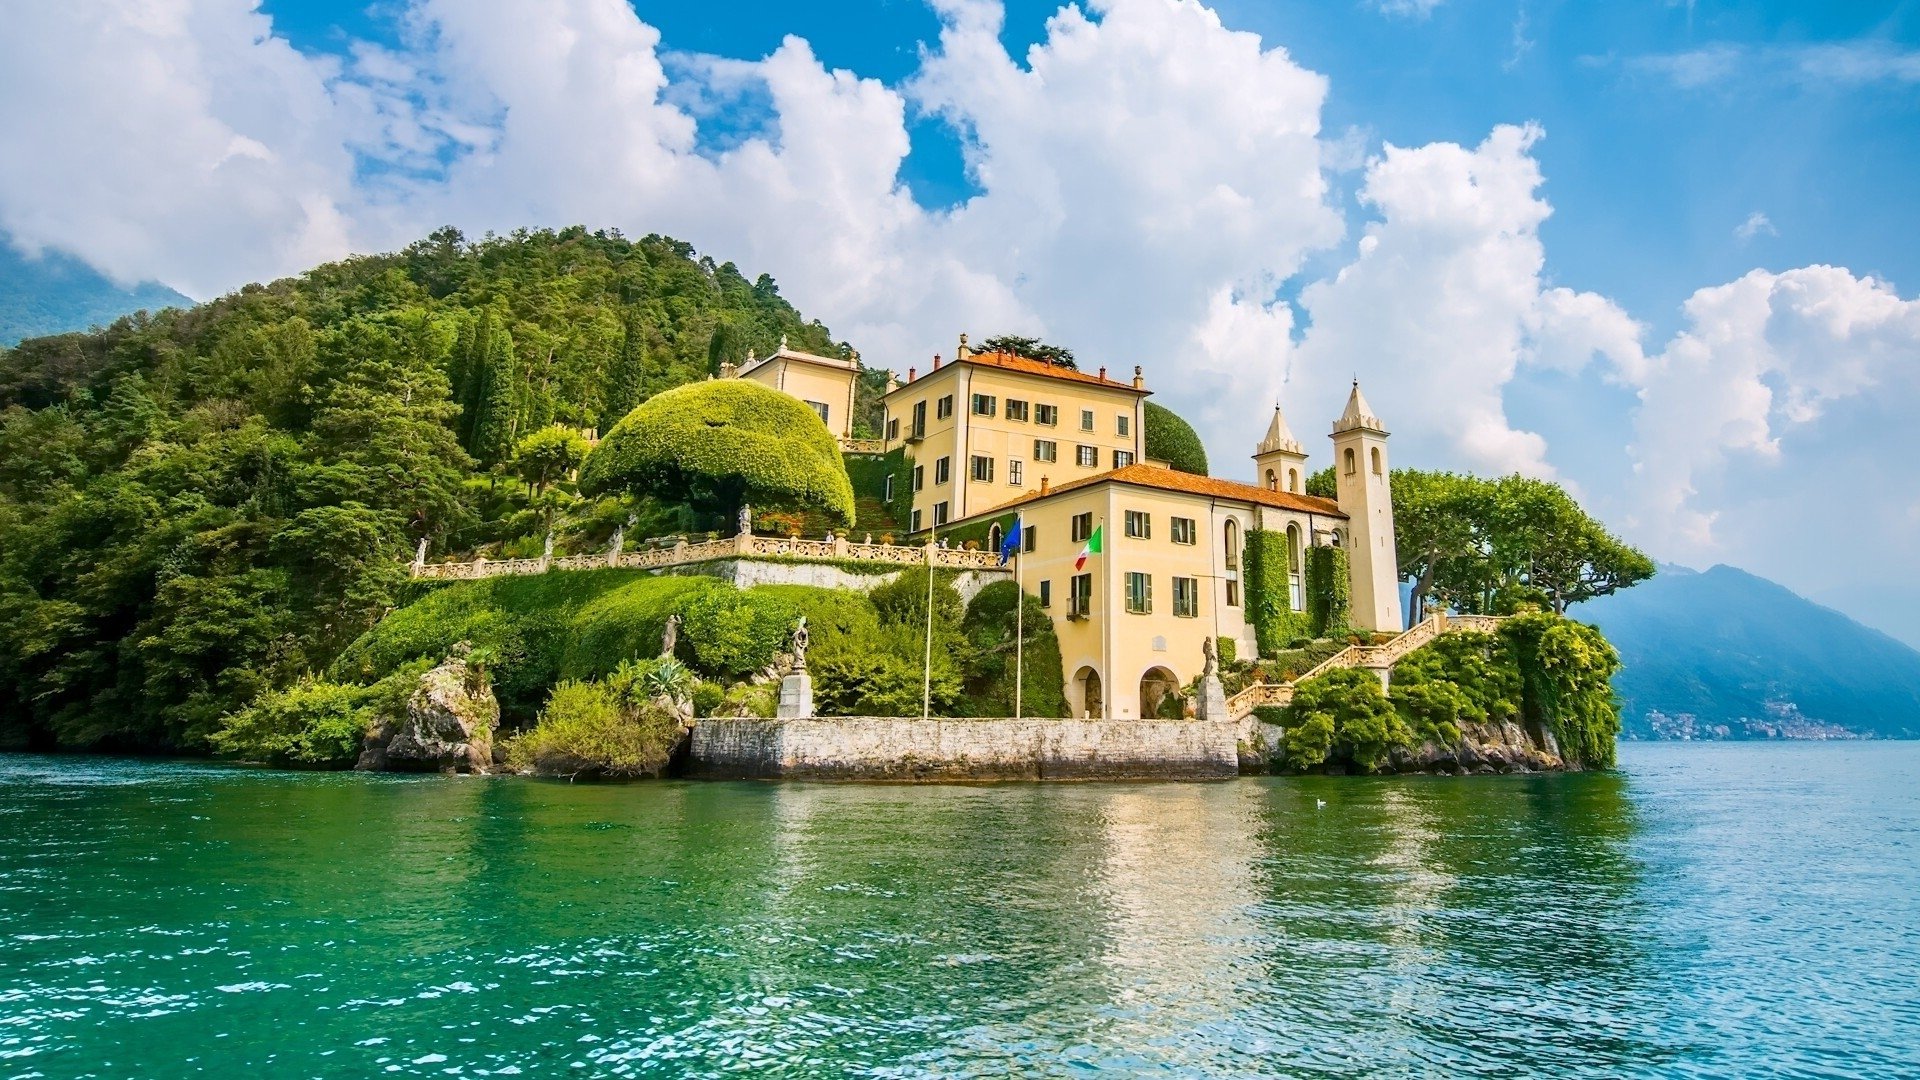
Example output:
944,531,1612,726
998,515,1023,565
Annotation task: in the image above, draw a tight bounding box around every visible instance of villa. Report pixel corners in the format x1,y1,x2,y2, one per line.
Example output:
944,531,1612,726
730,334,1403,721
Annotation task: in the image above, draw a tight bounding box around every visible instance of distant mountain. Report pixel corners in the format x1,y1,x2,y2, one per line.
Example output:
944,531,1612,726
0,241,189,346
1574,564,1920,740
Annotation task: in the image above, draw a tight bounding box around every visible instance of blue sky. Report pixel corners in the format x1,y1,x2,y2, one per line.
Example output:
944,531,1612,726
5,0,1919,643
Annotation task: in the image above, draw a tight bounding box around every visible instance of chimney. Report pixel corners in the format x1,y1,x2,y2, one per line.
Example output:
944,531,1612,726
1039,475,1051,494
1132,365,1144,390
932,352,942,370
1098,366,1107,381
907,366,917,383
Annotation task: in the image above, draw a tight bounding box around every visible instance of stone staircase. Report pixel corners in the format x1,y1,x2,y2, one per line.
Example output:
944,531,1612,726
1223,613,1507,721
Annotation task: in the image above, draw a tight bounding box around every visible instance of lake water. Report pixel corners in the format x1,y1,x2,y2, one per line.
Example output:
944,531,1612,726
0,743,1915,1078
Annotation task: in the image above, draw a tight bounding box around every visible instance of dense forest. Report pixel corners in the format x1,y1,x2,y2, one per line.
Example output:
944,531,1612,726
0,227,857,753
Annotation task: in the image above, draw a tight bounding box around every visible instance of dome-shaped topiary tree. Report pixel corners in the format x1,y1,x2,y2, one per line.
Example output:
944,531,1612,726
580,380,855,528
1144,401,1208,475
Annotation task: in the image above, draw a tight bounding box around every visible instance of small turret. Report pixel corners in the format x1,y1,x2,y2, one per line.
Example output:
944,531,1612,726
1252,402,1309,494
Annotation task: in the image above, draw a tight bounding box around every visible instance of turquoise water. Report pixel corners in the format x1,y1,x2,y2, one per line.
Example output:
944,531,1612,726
0,744,1915,1078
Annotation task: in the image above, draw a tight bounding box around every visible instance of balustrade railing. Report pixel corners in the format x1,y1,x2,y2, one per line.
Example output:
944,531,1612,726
1224,613,1510,721
409,531,1008,581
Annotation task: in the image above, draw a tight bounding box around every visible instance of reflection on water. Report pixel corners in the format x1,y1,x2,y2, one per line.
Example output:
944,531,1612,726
0,745,1916,1076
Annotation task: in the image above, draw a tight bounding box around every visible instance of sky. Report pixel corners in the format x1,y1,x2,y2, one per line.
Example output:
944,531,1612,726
1,1,1918,643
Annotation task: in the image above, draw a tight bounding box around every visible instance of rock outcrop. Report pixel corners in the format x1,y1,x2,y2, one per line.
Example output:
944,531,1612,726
1387,720,1568,774
356,645,498,773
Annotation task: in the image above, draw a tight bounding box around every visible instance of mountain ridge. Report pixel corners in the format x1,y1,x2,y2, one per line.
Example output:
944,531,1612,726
1576,562,1920,740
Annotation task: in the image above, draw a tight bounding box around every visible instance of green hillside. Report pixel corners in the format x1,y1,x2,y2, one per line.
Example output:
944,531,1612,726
0,227,851,752
1577,564,1920,739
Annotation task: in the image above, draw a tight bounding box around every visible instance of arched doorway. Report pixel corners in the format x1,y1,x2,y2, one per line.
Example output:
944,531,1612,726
1073,666,1103,719
1140,666,1182,719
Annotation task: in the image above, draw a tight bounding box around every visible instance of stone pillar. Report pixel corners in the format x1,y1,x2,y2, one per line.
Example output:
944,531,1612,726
1197,675,1228,722
776,672,814,719
1195,636,1227,722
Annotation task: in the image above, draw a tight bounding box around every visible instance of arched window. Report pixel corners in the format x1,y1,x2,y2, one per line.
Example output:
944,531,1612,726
1224,518,1240,570
1286,523,1304,611
1265,468,1277,491
1371,447,1383,475
1287,468,1300,493
1343,447,1356,475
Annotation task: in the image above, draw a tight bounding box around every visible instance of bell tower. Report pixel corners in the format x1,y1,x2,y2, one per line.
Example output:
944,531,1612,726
1331,381,1403,632
1252,403,1309,494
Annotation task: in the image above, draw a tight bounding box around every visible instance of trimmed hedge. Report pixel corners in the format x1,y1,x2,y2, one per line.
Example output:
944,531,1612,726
1144,401,1208,475
580,379,856,526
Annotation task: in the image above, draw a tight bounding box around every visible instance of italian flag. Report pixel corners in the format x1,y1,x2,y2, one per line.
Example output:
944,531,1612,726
1074,525,1103,570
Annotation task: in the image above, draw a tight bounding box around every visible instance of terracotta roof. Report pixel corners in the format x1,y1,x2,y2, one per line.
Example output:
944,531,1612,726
885,350,1149,396
950,463,1345,527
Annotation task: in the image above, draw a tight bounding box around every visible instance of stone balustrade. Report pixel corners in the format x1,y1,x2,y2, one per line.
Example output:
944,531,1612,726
1223,613,1510,721
838,437,888,455
410,531,1008,581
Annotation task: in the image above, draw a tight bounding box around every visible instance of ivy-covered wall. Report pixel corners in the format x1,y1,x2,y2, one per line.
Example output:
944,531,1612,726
1306,545,1352,639
1244,529,1309,656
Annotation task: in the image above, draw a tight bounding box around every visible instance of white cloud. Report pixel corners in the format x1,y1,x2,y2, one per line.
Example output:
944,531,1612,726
1293,124,1566,478
1366,0,1446,19
1735,210,1777,242
1620,266,1920,552
0,1,361,297
1622,41,1920,90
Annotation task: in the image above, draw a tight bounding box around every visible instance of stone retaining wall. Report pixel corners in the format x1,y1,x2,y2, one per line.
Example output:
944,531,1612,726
690,717,1248,781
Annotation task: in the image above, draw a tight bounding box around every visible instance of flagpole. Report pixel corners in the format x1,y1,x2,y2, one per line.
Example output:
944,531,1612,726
1014,541,1024,721
922,527,935,720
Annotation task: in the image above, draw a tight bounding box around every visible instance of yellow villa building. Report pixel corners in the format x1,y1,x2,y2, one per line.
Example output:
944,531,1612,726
878,335,1149,532
729,337,864,442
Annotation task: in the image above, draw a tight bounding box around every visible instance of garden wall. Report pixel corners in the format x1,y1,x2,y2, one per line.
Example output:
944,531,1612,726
690,716,1262,781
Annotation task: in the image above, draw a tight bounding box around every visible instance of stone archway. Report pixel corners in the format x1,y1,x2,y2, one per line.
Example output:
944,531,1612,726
1073,666,1103,719
1140,666,1181,720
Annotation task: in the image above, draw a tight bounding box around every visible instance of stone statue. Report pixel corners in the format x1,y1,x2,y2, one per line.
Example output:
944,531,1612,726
1203,636,1219,680
414,537,428,566
738,503,753,536
542,531,555,559
791,615,810,672
660,613,681,659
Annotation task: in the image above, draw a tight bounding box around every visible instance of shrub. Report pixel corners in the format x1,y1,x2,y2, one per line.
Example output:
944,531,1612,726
579,379,856,526
331,570,718,721
210,679,370,767
209,659,431,767
1285,666,1410,773
503,677,681,778
1217,636,1237,666
677,588,797,677
1305,545,1352,639
1499,613,1622,769
1144,401,1209,475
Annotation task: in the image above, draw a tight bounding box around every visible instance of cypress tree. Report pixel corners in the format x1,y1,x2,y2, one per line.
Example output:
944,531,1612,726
604,313,647,433
467,325,518,467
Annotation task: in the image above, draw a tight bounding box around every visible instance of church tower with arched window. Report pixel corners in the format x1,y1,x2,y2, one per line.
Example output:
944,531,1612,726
1331,381,1403,632
1252,403,1310,495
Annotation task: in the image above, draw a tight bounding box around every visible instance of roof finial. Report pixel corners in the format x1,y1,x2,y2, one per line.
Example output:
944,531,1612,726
779,333,789,352
957,332,971,360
